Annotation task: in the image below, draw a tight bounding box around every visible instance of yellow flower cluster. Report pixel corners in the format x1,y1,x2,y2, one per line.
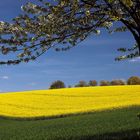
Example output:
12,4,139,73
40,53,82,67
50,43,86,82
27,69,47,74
0,85,140,118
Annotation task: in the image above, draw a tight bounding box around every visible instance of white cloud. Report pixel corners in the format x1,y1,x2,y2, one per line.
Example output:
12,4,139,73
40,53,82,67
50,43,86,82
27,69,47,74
1,76,9,79
129,57,140,63
29,82,37,86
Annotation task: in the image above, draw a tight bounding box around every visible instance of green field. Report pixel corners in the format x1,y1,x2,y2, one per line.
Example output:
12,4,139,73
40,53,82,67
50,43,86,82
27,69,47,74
0,106,140,140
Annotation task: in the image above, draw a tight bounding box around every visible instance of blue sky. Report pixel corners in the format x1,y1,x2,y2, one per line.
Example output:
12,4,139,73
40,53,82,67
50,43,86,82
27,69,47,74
0,0,140,92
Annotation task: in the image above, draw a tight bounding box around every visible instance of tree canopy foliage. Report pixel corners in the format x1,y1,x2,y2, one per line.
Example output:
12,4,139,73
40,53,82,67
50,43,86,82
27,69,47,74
127,76,140,85
0,0,140,65
75,81,87,87
49,80,65,89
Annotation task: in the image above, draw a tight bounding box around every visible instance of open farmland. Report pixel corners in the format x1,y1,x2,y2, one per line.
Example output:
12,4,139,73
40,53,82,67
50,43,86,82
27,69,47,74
0,85,140,119
0,86,140,140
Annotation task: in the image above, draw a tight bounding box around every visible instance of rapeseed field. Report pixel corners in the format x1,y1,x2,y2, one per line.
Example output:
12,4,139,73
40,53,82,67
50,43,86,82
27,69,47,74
0,85,140,118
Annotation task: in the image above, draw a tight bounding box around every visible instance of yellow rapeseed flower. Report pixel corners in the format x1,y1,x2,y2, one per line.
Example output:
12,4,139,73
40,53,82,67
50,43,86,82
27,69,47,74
0,85,140,118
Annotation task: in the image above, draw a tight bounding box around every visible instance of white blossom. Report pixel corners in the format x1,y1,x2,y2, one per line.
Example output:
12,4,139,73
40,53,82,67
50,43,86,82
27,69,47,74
0,21,5,26
96,30,101,35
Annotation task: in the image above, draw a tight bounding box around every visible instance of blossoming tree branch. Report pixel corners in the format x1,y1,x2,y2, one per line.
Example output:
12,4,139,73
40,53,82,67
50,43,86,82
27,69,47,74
0,0,140,65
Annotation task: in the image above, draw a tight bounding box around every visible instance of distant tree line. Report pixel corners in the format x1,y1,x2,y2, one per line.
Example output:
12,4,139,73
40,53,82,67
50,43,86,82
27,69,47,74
49,76,140,89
